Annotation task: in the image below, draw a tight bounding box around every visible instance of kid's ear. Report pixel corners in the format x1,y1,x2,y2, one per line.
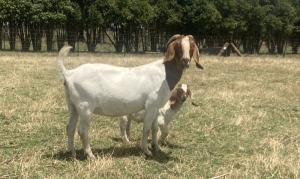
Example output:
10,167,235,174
169,88,178,104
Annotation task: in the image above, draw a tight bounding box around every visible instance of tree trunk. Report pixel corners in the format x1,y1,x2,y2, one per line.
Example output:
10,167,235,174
134,30,139,52
45,26,54,52
0,22,2,50
276,36,285,54
115,28,124,53
150,30,157,52
18,24,31,51
140,30,147,52
8,21,16,50
30,24,43,52
68,30,77,52
104,27,124,53
266,38,276,54
124,34,132,52
86,28,98,52
57,28,66,50
290,32,300,54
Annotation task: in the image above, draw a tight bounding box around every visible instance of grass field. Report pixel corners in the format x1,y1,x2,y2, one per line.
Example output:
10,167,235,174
0,51,299,178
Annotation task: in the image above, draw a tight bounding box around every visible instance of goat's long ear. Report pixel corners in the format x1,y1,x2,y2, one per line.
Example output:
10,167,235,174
169,88,178,104
164,41,176,63
193,43,204,69
164,34,182,63
187,86,199,106
187,87,192,99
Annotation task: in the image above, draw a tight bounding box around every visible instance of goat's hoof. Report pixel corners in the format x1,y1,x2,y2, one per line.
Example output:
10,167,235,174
86,153,96,160
87,155,96,160
159,141,167,146
151,144,161,153
122,140,131,146
66,150,76,159
143,149,153,157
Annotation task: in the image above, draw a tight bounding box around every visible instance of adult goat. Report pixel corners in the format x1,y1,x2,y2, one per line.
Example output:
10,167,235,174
57,34,203,159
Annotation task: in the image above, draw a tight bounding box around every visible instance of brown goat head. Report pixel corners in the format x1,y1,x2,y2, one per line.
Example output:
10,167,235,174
164,34,203,69
169,84,198,108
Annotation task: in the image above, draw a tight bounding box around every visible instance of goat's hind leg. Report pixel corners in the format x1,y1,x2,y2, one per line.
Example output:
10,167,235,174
141,109,158,156
66,103,78,158
77,105,95,159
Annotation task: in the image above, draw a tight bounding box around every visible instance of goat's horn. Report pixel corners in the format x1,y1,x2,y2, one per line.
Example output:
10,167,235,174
188,35,194,40
166,34,181,47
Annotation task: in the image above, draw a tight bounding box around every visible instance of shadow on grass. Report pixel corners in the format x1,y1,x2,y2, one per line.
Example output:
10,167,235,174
160,141,185,149
47,145,179,163
111,137,185,150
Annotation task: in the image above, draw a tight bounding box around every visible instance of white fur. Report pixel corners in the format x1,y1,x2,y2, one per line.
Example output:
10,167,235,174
181,84,188,93
181,37,191,65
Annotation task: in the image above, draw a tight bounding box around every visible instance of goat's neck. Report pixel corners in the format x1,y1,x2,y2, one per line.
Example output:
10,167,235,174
164,60,184,90
159,101,181,119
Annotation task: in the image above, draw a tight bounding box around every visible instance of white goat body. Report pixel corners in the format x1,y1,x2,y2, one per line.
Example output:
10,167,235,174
64,61,170,116
57,34,203,159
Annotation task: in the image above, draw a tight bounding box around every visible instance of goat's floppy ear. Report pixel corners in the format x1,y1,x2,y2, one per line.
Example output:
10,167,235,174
193,43,204,69
164,34,182,63
169,88,178,104
187,87,192,98
164,41,176,63
191,101,199,106
186,86,199,106
188,35,203,69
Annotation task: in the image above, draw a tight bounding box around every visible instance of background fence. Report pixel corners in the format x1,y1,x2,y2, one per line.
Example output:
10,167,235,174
1,28,300,56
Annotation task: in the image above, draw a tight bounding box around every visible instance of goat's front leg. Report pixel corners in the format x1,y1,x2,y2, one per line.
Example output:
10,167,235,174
66,103,79,158
151,116,161,152
78,106,95,159
141,108,158,156
126,117,132,142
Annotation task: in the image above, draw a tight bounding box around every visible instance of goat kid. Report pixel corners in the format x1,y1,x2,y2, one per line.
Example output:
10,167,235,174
120,84,197,144
57,34,203,159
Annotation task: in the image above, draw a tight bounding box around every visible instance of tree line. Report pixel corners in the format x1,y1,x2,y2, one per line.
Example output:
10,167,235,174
0,0,300,54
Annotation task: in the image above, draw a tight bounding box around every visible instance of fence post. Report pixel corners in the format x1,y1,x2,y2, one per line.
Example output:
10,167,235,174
226,31,233,56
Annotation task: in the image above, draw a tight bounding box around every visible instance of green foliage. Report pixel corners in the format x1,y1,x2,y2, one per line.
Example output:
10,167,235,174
0,0,300,53
182,0,221,35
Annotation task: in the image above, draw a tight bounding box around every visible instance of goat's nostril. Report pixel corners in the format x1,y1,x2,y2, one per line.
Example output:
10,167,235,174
182,58,190,67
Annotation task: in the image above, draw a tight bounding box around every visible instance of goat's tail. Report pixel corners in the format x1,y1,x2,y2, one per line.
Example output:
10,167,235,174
57,46,72,80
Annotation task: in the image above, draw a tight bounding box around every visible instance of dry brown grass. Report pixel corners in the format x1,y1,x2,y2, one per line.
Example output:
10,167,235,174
0,52,300,178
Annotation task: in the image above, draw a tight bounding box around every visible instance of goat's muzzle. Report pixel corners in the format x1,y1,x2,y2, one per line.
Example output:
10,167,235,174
182,58,190,68
181,96,187,102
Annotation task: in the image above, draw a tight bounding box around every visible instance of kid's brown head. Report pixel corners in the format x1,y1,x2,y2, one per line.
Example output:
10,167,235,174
169,84,198,109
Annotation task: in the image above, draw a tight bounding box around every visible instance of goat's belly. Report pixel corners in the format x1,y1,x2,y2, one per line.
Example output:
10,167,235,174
93,103,144,117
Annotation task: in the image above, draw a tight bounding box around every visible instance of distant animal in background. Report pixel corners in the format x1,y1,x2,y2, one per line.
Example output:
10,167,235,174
120,84,198,144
